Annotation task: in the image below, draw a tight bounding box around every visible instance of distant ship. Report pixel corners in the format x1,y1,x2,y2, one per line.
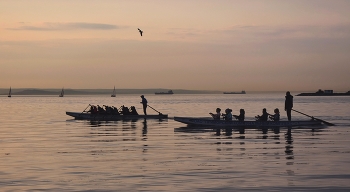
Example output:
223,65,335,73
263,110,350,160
297,89,350,96
223,90,246,94
155,90,174,95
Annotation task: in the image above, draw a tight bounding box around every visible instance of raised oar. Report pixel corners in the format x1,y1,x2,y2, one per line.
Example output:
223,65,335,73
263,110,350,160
292,109,335,126
77,104,92,117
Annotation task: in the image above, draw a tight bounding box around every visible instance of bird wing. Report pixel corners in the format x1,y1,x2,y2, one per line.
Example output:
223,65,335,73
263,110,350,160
138,28,143,36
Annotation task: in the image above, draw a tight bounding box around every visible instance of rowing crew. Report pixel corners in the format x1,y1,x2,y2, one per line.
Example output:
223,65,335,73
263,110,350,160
88,105,139,115
255,108,280,121
210,108,245,121
210,108,280,122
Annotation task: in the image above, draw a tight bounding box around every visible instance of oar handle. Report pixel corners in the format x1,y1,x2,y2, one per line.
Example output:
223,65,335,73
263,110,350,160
291,109,313,118
147,105,162,115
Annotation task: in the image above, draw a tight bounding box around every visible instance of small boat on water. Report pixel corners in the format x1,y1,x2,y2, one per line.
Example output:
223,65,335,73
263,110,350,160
8,87,12,97
223,90,246,94
66,112,168,121
59,88,64,97
174,117,323,128
155,90,174,95
66,105,168,121
111,86,116,97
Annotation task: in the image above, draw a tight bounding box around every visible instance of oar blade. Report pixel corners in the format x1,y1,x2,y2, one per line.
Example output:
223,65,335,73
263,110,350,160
314,118,335,126
292,109,335,126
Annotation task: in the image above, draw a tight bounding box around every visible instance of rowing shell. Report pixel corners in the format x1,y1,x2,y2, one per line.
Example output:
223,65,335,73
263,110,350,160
66,112,168,121
174,117,322,127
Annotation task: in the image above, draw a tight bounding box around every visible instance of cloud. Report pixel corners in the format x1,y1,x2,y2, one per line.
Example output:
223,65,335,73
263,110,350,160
163,23,350,44
8,22,121,31
225,23,350,39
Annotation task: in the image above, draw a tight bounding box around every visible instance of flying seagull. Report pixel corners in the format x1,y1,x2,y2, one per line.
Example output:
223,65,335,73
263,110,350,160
138,28,143,36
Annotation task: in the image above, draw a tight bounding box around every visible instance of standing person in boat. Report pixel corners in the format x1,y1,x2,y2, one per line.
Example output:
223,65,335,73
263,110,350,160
222,108,233,121
256,108,269,121
233,109,245,121
140,95,148,115
209,108,221,120
285,91,294,121
269,108,280,121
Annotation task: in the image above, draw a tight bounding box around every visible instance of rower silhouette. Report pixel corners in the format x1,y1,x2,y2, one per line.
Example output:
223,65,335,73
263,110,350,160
138,28,143,36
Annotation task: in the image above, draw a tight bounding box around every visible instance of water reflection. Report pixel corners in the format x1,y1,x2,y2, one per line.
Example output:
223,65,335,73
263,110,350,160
285,128,294,161
174,126,288,140
176,126,284,136
142,118,148,137
83,119,155,144
174,126,214,133
86,120,121,127
141,119,148,153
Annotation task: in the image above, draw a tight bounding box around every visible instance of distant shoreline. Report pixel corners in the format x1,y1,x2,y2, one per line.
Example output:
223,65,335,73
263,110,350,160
0,88,222,95
297,92,350,96
3,88,349,96
296,89,350,96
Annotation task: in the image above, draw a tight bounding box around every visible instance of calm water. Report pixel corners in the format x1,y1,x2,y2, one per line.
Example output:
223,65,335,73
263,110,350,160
1,93,350,191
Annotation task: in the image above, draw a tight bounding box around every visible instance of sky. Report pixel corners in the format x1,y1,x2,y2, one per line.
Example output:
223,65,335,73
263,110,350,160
1,0,350,92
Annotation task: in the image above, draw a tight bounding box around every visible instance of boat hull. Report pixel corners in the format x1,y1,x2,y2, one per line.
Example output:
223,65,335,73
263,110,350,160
155,90,174,94
223,91,246,94
66,112,168,120
174,117,322,127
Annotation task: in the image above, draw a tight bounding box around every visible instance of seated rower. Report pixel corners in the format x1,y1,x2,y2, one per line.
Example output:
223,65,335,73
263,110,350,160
112,106,120,115
121,105,130,115
88,105,98,114
269,108,280,121
222,108,233,121
104,105,112,114
130,106,139,115
255,108,268,121
233,109,245,121
209,108,221,120
97,105,106,114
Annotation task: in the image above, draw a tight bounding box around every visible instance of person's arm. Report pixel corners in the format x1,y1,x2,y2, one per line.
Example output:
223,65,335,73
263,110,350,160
209,113,216,119
285,98,287,111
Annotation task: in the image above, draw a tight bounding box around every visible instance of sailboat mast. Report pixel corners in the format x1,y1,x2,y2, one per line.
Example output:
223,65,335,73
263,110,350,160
111,86,116,97
59,87,64,97
8,87,11,97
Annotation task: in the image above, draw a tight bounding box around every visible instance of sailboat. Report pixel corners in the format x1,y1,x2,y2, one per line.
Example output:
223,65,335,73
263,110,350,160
111,86,116,97
59,88,64,97
8,87,11,97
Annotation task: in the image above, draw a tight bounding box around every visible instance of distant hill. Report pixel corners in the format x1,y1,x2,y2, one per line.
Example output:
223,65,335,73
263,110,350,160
15,89,58,95
0,88,221,95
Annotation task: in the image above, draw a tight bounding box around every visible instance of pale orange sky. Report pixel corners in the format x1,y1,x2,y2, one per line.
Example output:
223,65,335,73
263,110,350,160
1,0,350,91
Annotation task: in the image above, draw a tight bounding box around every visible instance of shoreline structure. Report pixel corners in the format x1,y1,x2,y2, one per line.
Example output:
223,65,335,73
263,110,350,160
297,89,350,96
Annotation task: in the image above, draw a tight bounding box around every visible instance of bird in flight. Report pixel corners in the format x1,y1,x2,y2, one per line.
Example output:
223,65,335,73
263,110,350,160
138,28,143,36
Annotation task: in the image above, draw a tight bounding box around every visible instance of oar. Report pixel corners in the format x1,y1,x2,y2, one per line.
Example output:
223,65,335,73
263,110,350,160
292,109,335,126
79,104,92,117
81,104,91,113
147,105,163,115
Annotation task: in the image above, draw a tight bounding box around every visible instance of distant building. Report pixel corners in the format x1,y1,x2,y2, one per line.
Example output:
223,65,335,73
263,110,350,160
324,90,333,94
